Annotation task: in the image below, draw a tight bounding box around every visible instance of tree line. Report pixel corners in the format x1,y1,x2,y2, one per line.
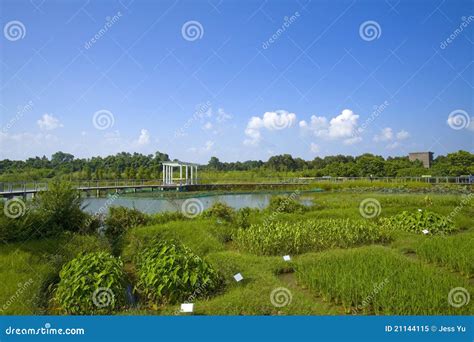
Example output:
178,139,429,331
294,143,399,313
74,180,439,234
0,150,472,181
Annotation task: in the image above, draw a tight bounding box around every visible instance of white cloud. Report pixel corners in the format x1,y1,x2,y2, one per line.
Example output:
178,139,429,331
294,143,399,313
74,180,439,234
343,136,363,145
299,109,360,142
203,122,213,130
136,129,150,146
216,108,232,123
374,127,394,142
188,140,214,154
37,114,63,131
244,110,296,145
310,143,320,153
396,130,410,140
386,141,400,149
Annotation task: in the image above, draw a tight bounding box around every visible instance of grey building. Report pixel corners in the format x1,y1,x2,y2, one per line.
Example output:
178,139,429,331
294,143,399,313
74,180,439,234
409,152,434,168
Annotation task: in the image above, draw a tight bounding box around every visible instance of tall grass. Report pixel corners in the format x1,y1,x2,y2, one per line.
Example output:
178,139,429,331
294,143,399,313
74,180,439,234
235,218,391,256
416,232,474,278
296,246,473,315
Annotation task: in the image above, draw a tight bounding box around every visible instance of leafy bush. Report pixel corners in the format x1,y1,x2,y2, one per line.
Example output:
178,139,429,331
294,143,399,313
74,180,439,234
150,211,187,225
267,195,307,214
105,206,150,238
235,207,252,229
380,210,456,235
235,218,391,256
54,252,126,314
32,180,87,236
0,181,88,242
134,240,221,305
202,202,235,222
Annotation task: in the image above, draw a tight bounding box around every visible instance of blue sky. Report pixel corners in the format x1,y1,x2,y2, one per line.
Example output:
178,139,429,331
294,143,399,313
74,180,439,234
0,0,473,163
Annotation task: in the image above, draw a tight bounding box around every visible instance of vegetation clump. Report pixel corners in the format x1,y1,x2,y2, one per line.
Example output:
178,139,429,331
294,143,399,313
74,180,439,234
134,240,222,306
381,210,456,235
202,202,235,222
54,252,126,315
267,195,307,214
235,218,391,256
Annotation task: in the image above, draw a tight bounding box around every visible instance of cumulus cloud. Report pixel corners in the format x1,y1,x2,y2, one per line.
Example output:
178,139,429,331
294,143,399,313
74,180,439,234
396,130,410,140
37,114,63,131
136,129,150,146
310,143,320,153
373,127,410,148
373,127,394,142
299,109,360,142
244,110,296,145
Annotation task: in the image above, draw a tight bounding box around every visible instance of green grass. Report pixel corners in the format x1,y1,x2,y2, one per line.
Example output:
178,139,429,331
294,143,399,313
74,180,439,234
1,191,472,315
0,234,110,314
295,246,473,315
416,232,474,278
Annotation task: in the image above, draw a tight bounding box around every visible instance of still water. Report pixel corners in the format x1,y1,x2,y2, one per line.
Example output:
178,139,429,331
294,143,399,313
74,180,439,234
82,193,313,215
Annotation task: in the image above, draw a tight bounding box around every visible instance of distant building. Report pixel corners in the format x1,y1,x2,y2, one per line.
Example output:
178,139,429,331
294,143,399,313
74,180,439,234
409,152,434,168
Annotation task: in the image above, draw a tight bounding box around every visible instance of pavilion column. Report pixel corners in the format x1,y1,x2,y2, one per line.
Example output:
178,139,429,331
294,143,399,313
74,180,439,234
162,165,165,184
186,165,188,185
190,165,193,185
171,166,174,184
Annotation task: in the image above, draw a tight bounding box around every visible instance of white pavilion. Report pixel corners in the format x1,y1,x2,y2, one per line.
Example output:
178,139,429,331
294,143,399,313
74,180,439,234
161,161,199,185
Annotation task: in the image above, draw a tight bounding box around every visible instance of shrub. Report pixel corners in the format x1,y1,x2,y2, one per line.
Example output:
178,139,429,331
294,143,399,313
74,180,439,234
32,180,87,236
54,252,126,314
267,195,307,214
235,207,252,229
202,202,235,222
134,240,221,305
105,206,150,238
380,210,456,235
150,211,187,225
235,218,391,256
